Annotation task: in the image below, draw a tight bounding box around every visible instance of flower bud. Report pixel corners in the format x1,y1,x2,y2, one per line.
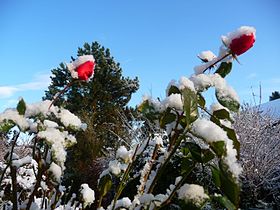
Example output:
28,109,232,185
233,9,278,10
222,26,256,56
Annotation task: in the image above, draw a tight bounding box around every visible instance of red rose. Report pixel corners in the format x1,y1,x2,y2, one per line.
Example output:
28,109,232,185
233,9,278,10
229,33,255,56
76,60,95,81
67,55,95,81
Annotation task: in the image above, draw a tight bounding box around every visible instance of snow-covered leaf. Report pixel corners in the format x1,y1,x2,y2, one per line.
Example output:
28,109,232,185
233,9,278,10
215,62,232,78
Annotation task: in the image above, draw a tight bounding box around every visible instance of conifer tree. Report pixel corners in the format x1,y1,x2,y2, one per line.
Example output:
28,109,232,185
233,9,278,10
44,42,139,146
43,42,139,186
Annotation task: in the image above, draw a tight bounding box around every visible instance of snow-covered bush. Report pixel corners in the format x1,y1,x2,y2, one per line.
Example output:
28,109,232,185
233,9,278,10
234,104,280,208
0,99,94,209
0,25,256,210
94,26,256,210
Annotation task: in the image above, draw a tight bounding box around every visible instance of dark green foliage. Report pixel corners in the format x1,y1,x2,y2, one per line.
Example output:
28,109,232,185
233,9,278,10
215,62,232,78
16,98,26,116
269,91,280,101
44,42,139,195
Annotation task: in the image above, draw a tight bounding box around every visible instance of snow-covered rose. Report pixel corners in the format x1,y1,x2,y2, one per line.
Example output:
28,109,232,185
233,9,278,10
222,26,256,56
67,55,95,81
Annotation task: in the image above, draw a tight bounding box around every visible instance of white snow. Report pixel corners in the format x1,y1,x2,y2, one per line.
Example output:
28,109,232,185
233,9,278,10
25,100,57,117
80,183,95,206
221,26,256,47
162,93,183,110
192,118,228,143
12,156,32,168
224,140,242,178
48,162,62,182
210,103,229,113
190,74,214,91
116,146,132,163
108,160,121,176
0,109,29,131
198,50,217,62
192,118,242,178
37,127,76,168
259,98,280,119
178,76,195,92
139,193,155,205
44,120,59,128
58,109,82,129
177,184,209,207
114,197,132,209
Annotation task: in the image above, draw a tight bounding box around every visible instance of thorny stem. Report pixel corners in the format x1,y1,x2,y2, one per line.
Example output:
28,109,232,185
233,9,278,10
138,143,160,194
202,53,231,73
156,164,196,210
48,79,78,109
147,133,186,194
9,131,20,210
26,145,49,210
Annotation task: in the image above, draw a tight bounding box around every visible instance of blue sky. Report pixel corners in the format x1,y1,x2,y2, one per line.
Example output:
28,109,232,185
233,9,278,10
0,0,279,111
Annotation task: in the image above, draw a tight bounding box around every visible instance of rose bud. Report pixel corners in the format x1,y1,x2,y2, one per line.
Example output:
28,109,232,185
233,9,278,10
221,26,256,56
67,55,95,81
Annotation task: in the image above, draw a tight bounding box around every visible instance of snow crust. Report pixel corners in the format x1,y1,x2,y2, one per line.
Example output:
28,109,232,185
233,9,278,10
192,118,228,142
116,146,132,163
198,50,217,62
12,156,32,168
192,118,242,178
259,98,280,119
177,184,209,206
80,183,95,206
162,93,183,110
48,162,62,182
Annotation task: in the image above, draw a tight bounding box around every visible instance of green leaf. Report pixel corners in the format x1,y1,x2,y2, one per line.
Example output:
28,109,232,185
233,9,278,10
197,93,206,108
17,98,26,115
219,160,240,206
212,194,236,210
212,109,230,120
211,141,225,157
223,127,240,159
215,90,240,112
160,109,176,128
137,100,159,121
182,88,198,126
167,85,181,96
181,157,195,175
98,174,112,197
210,165,221,188
181,147,190,156
201,149,215,163
215,62,232,78
186,142,202,162
0,120,15,132
185,142,215,163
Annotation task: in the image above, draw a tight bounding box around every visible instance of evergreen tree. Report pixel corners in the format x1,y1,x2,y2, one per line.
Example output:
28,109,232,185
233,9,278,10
43,42,139,189
269,91,280,101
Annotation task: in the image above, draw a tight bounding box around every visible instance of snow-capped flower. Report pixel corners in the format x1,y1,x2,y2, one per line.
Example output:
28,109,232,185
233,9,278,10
222,26,256,56
67,55,95,81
